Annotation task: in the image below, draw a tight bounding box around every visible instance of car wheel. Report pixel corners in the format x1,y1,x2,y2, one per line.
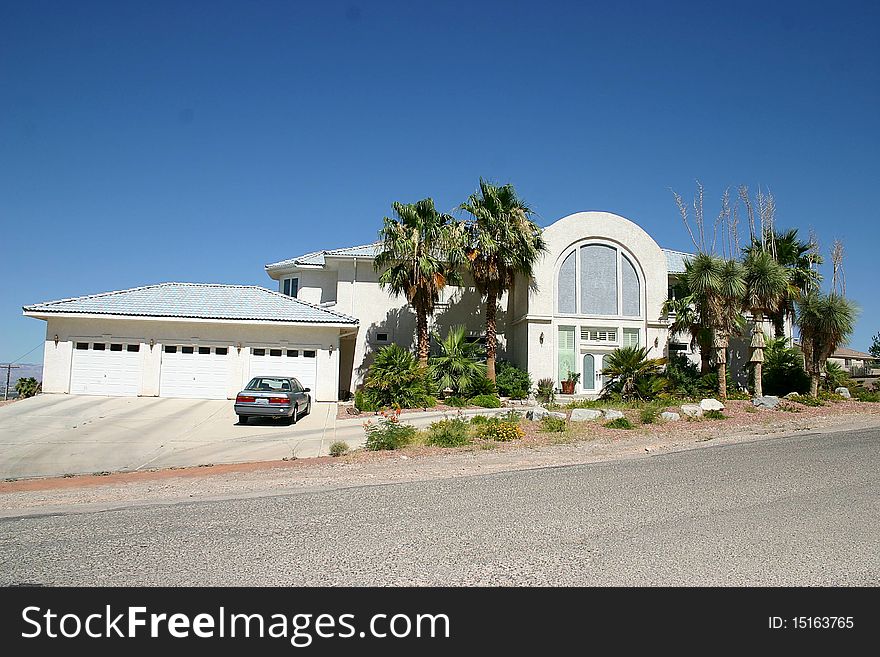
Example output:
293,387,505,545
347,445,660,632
238,415,249,425
290,404,298,425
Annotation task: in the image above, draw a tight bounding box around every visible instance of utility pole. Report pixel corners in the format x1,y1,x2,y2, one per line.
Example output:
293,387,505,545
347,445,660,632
2,364,20,401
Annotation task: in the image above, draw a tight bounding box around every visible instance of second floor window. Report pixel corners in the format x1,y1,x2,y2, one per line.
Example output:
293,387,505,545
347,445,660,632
282,277,299,298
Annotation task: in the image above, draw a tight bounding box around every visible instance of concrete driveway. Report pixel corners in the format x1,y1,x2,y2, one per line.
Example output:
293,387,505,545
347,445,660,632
0,394,339,480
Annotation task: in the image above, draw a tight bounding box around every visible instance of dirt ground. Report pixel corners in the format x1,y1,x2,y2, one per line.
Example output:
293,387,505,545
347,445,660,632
2,399,878,518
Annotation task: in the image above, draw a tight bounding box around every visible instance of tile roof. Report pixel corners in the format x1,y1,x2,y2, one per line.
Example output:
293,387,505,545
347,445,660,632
23,283,358,325
265,242,382,271
663,248,693,274
831,346,876,360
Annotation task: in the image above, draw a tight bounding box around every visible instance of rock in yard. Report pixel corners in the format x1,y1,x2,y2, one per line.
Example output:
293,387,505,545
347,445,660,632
699,398,725,411
660,411,681,421
549,411,567,420
602,409,625,420
526,407,549,421
570,408,603,421
680,404,703,418
752,395,780,409
835,387,852,399
784,392,801,399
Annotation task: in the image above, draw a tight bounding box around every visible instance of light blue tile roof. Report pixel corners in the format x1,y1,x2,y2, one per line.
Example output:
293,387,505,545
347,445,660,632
266,242,382,271
663,248,693,274
23,283,358,325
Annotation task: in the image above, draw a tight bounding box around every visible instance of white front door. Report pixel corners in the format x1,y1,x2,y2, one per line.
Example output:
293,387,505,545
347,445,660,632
249,347,317,391
159,345,231,399
70,341,142,396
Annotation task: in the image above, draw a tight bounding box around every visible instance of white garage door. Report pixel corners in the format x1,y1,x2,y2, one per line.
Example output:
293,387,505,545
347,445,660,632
159,345,231,400
70,341,142,396
249,347,317,391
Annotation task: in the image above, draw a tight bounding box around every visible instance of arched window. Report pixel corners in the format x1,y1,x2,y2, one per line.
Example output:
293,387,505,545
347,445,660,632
555,243,642,317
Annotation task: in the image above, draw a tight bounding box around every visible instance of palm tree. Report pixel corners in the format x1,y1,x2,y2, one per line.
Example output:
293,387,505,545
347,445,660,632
374,199,464,367
663,285,712,374
428,325,487,396
599,346,666,400
460,180,546,382
745,228,822,337
742,250,790,396
683,254,746,400
796,292,858,397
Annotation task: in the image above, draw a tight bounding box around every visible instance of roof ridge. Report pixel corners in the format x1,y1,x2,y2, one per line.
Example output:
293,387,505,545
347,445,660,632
661,247,695,256
258,286,358,322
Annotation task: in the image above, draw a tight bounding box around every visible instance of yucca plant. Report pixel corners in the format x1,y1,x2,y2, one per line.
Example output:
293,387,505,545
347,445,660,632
428,325,487,397
796,292,858,398
742,250,790,397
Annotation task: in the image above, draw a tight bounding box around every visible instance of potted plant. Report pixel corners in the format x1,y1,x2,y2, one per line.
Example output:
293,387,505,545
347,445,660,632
561,369,581,395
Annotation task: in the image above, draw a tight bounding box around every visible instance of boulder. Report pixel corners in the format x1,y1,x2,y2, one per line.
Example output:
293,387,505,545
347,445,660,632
660,411,681,421
680,404,703,418
752,395,780,409
835,387,852,399
699,398,725,412
602,409,625,420
549,411,568,420
570,408,603,422
526,407,549,421
784,392,801,399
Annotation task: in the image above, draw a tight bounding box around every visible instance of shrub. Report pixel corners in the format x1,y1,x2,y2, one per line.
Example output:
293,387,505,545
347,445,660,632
470,414,491,426
761,337,810,396
445,395,468,407
463,376,497,398
793,395,824,407
852,388,880,402
363,413,416,451
14,377,40,399
425,418,471,447
536,378,556,405
429,326,487,396
477,418,524,442
497,410,523,424
495,360,532,399
704,409,726,420
665,353,703,397
329,441,349,457
361,344,435,409
822,361,850,392
639,404,663,424
469,394,501,408
819,390,845,402
354,389,379,412
540,415,567,433
600,347,667,400
604,417,633,429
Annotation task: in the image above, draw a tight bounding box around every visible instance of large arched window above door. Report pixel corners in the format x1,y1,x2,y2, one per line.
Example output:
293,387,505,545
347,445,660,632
556,242,643,317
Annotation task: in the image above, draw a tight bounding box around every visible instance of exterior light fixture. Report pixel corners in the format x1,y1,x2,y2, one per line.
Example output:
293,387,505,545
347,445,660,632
539,332,544,345
236,342,242,354
149,338,155,349
54,334,59,346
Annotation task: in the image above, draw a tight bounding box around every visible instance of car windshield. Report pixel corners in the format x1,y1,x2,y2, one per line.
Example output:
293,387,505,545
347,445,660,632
245,377,292,392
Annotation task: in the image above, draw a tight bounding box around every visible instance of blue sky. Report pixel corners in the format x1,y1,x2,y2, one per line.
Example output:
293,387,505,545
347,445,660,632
2,0,878,363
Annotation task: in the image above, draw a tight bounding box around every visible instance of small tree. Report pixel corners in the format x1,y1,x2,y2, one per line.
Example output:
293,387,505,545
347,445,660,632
14,377,41,399
870,332,880,359
428,326,486,397
796,292,858,397
600,346,666,400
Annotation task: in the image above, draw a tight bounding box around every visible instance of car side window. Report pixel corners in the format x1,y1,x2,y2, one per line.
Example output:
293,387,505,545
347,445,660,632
292,379,302,393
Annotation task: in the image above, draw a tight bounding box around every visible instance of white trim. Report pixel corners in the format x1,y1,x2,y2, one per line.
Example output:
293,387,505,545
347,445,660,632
23,311,355,328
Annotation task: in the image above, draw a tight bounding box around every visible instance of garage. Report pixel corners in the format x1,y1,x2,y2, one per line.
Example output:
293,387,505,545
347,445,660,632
159,345,231,399
70,341,142,396
249,347,317,391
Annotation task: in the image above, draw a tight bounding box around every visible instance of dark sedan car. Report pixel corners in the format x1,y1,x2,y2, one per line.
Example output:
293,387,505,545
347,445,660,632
234,376,311,425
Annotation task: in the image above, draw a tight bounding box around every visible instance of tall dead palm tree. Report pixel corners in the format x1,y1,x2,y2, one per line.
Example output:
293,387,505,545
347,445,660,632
374,199,464,367
460,180,546,382
683,254,746,400
742,250,790,396
796,292,857,397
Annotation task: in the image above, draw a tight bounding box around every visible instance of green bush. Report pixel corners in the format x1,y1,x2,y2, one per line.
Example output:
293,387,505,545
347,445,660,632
445,395,468,407
469,394,501,408
819,390,845,402
495,361,532,399
792,394,823,407
13,377,40,399
852,388,880,402
604,417,633,429
363,415,416,451
536,378,556,405
761,337,810,396
496,410,523,424
600,347,666,400
470,414,491,426
639,404,663,424
464,376,497,398
428,326,487,396
329,441,349,457
704,409,726,420
475,418,524,441
361,344,435,410
665,353,703,397
425,418,471,447
540,415,567,433
354,389,379,412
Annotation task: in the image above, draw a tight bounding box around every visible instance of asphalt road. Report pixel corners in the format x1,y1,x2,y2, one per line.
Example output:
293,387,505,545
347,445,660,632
1,427,878,586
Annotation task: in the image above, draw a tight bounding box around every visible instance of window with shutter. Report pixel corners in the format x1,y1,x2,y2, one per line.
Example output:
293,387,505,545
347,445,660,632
623,328,640,348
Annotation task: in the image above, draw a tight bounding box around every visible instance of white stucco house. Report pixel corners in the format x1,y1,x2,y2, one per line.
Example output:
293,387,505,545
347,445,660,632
26,211,703,401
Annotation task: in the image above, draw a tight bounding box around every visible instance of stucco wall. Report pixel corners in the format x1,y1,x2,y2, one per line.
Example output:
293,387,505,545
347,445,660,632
39,316,342,401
